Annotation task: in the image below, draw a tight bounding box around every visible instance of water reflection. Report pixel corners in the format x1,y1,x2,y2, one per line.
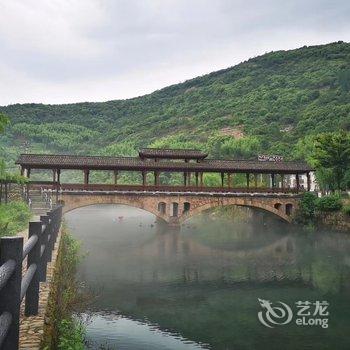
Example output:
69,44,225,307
65,204,350,350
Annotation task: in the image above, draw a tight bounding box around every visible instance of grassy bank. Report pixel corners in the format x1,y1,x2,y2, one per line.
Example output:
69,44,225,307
0,201,31,237
42,227,86,350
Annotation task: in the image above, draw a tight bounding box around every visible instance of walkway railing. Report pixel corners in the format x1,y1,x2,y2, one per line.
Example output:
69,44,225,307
0,205,63,350
29,182,303,194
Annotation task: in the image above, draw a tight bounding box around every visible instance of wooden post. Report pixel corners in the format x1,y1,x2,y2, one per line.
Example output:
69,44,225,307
296,174,300,192
271,173,276,188
142,171,147,186
254,174,258,188
154,171,160,186
281,174,285,189
0,237,23,349
114,170,118,185
306,172,311,191
57,169,61,184
221,173,224,187
228,173,231,188
52,169,57,182
200,172,204,187
246,173,250,188
25,222,41,316
188,172,191,186
184,172,187,186
195,172,199,186
84,170,89,186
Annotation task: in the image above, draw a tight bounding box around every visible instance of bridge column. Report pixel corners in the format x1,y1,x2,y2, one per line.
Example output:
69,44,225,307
195,172,199,186
142,171,147,186
246,173,250,188
184,172,187,186
154,171,160,186
57,169,61,184
281,174,285,189
271,173,276,188
200,172,204,187
188,172,192,186
221,172,224,187
296,173,300,192
306,172,311,191
84,170,90,186
114,171,118,185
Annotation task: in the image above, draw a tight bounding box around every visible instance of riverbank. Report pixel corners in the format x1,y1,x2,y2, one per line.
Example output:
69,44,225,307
41,227,85,350
317,211,350,232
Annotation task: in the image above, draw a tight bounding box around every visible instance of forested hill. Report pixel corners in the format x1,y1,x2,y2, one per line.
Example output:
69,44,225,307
1,41,350,165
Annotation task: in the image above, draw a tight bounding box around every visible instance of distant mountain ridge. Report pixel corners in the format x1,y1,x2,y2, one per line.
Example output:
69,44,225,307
1,41,350,165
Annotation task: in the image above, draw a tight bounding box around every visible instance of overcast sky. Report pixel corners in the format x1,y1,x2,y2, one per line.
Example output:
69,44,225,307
0,0,349,106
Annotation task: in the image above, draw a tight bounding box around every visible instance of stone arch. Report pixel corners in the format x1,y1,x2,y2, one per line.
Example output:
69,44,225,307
274,203,282,210
172,202,179,217
60,194,168,223
285,203,293,216
158,201,166,214
180,197,293,224
183,202,191,213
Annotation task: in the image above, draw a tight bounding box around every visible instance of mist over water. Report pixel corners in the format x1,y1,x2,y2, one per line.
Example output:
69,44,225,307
65,204,350,350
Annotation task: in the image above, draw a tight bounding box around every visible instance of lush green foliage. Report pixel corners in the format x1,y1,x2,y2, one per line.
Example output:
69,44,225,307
0,201,31,237
294,131,350,191
315,194,343,212
342,204,350,216
57,319,85,350
298,192,318,222
43,229,86,350
312,132,350,190
0,42,350,167
0,112,9,133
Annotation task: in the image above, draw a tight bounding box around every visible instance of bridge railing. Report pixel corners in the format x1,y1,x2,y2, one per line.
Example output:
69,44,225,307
0,205,63,350
29,182,303,194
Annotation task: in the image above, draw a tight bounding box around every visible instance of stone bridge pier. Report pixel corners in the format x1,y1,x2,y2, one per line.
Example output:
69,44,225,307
59,192,300,225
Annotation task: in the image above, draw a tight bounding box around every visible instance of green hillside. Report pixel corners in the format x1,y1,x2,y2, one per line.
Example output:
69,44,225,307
1,41,350,168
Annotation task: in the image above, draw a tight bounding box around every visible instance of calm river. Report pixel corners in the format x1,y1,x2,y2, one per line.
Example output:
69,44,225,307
65,204,350,350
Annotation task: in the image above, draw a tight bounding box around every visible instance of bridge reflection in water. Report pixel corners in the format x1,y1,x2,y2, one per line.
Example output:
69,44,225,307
65,204,350,350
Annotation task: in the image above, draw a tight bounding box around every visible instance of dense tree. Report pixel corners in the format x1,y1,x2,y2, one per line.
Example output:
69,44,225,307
312,131,350,191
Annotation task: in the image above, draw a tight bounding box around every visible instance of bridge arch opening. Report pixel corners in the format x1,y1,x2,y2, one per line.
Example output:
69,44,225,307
180,200,293,225
274,203,282,210
183,202,191,213
158,202,166,214
172,202,179,217
285,203,293,216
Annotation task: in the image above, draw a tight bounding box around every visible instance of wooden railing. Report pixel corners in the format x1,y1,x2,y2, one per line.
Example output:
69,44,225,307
29,182,303,194
0,206,62,350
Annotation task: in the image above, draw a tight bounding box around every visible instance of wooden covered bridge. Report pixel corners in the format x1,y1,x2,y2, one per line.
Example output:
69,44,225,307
16,148,314,224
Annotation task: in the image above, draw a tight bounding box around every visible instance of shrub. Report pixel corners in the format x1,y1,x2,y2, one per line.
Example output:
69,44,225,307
300,192,317,217
315,194,343,212
342,204,350,216
57,319,85,350
0,201,31,237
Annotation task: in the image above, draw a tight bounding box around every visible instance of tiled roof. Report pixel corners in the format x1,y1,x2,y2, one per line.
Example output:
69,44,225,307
139,148,208,159
16,153,313,173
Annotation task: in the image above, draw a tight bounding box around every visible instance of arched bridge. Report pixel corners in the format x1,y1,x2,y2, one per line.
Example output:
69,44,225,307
59,188,300,225
16,148,313,225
